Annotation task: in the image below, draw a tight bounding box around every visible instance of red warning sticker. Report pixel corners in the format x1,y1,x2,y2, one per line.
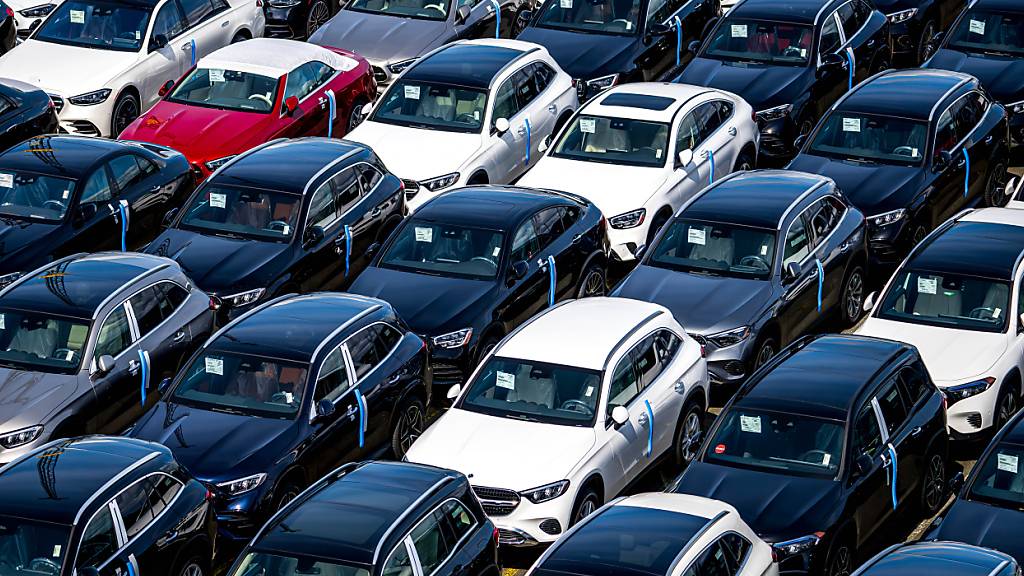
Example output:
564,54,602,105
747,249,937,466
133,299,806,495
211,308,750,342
714,444,726,454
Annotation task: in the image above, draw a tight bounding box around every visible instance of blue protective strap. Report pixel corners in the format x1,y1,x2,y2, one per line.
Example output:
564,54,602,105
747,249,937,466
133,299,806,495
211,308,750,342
674,16,683,67
887,443,898,509
490,0,500,38
845,47,855,90
327,89,337,138
118,200,129,252
707,149,715,184
355,388,367,448
190,39,196,67
644,399,654,457
963,148,970,197
138,349,149,407
127,560,137,576
343,224,352,277
815,258,824,312
525,118,531,165
547,255,556,307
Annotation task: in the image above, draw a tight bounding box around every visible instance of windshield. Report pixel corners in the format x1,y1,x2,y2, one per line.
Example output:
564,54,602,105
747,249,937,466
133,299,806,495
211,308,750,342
534,0,640,35
0,172,76,222
0,517,71,576
458,356,601,426
877,270,1010,333
372,81,487,133
179,186,301,242
648,219,776,279
705,407,843,478
380,220,504,280
167,68,280,113
809,113,928,165
704,20,813,65
347,0,450,20
947,10,1024,57
232,553,369,576
35,0,150,51
968,441,1024,509
552,115,670,167
171,352,308,418
0,309,88,374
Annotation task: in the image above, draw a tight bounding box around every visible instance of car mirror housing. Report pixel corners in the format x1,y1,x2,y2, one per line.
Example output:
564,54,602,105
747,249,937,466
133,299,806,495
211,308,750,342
455,4,471,24
95,354,115,376
150,33,169,51
304,225,325,247
609,405,629,428
446,384,462,401
793,133,808,151
854,453,873,477
361,102,373,118
315,398,336,420
538,134,552,153
509,260,528,281
687,40,701,53
284,96,299,116
864,291,877,313
494,117,510,134
157,377,173,394
158,79,175,97
648,22,672,36
78,202,98,222
819,52,845,69
676,148,694,168
162,207,178,228
783,261,801,282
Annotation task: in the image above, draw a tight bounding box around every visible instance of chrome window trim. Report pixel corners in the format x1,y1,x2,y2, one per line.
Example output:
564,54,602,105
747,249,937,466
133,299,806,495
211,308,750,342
777,180,829,227
91,264,172,322
281,61,343,110
73,502,124,572
931,90,991,159
99,472,186,567
373,476,455,564
93,278,188,365
782,193,847,269
309,305,382,362
927,77,973,122
667,509,731,574
301,151,364,233
406,497,481,576
73,451,161,525
674,528,752,576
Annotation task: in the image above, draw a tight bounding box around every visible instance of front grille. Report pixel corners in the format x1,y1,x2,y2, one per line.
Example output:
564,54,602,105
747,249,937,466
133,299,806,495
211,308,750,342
966,412,983,429
431,361,463,386
48,93,63,113
473,485,520,517
371,65,388,84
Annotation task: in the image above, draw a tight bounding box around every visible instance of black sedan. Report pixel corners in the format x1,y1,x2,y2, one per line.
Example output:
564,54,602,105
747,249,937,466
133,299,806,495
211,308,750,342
788,69,1010,270
146,137,405,323
0,1,14,55
675,0,890,163
350,185,608,393
673,334,949,576
0,80,57,150
0,135,194,281
878,0,965,65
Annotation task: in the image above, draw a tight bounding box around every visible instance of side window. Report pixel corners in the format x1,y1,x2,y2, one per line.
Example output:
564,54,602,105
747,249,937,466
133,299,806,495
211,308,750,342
331,167,362,216
109,155,146,193
782,214,811,266
933,108,957,161
284,62,322,102
533,207,566,251
513,67,540,111
307,181,336,230
1018,279,1024,320
875,380,909,436
346,325,385,381
897,365,930,407
377,323,402,353
411,511,451,576
357,164,383,195
721,533,751,573
156,281,189,314
509,217,540,262
819,13,842,56
607,354,639,408
836,2,859,39
76,506,119,569
532,62,555,94
953,93,983,142
179,0,214,24
151,1,185,40
852,403,883,457
560,206,580,231
94,305,133,361
129,286,165,337
653,330,681,365
382,543,413,576
681,540,732,576
716,100,733,122
631,334,665,390
440,500,476,543
695,101,724,141
115,475,183,539
807,198,838,241
675,112,701,153
646,0,684,26
853,0,871,27
80,167,114,205
311,62,336,88
492,78,519,122
314,346,351,402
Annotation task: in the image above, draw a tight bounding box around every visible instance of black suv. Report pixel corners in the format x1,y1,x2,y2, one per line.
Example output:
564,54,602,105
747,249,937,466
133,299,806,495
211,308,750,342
853,542,1017,576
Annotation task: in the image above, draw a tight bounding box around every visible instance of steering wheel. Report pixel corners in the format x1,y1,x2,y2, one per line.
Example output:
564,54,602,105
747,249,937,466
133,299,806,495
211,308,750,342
28,558,60,576
469,256,498,271
739,255,768,270
455,113,477,124
560,399,594,416
968,307,997,320
422,3,445,14
265,220,289,233
43,200,65,212
781,45,804,58
270,391,293,404
53,348,75,361
248,94,273,108
893,146,916,157
609,18,631,30
799,449,831,465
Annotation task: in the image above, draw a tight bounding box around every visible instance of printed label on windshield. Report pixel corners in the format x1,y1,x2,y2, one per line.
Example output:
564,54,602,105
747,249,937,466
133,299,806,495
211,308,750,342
69,9,85,23
496,371,515,390
969,19,985,35
730,24,748,38
209,192,226,209
560,0,572,8
52,545,61,558
687,228,706,245
205,357,224,376
917,276,937,295
209,68,226,83
0,173,13,188
740,414,761,433
404,85,421,100
415,226,433,243
998,453,1019,473
579,118,596,134
842,118,861,132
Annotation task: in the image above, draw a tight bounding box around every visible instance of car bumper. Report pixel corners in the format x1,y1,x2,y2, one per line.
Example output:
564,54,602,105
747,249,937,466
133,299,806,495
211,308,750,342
607,226,647,261
263,3,304,38
46,91,115,137
888,17,922,60
756,116,798,164
940,380,1001,437
473,485,574,546
690,333,755,385
866,220,913,269
426,340,474,391
403,178,465,212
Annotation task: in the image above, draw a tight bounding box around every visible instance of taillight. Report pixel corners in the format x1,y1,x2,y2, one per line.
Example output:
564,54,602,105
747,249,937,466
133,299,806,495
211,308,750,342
209,297,220,310
5,8,12,17
492,526,499,542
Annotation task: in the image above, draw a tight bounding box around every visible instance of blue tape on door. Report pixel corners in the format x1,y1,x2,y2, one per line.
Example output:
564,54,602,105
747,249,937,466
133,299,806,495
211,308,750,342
490,0,501,38
525,118,531,165
845,48,855,90
887,443,898,509
344,224,352,277
816,258,824,312
963,148,970,198
707,149,715,184
547,254,556,307
355,387,367,448
190,39,196,67
644,399,654,457
674,16,683,67
127,560,137,576
327,89,337,139
138,349,149,407
118,199,129,252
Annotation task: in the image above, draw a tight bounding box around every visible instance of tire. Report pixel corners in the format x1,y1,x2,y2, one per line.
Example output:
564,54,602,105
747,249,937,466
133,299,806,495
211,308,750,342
110,92,140,137
305,0,331,38
911,222,929,246
474,334,501,366
983,161,1009,208
569,484,601,526
750,335,776,373
918,449,946,517
917,19,937,64
733,147,755,172
871,55,890,74
347,98,369,134
646,211,670,248
995,380,1020,431
823,532,854,576
172,550,208,576
840,264,866,327
674,399,705,466
230,32,248,43
576,260,606,298
391,395,427,459
273,480,302,512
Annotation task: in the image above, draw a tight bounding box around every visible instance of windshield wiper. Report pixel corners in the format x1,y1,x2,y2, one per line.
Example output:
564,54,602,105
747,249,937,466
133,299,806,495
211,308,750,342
504,413,539,423
211,230,245,240
208,405,246,415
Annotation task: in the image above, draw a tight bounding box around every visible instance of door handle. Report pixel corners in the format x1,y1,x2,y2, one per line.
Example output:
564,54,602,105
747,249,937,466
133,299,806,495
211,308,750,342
728,126,737,137
181,43,191,51
910,426,923,437
371,207,382,217
343,404,358,420
387,373,401,385
866,39,875,48
517,125,527,136
638,412,649,427
570,233,582,244
839,240,853,253
957,158,966,168
172,331,186,342
984,135,994,145
547,104,557,114
221,20,229,26
128,360,140,376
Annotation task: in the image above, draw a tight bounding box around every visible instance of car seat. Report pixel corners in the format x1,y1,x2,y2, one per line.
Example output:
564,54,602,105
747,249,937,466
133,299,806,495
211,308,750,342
688,227,735,265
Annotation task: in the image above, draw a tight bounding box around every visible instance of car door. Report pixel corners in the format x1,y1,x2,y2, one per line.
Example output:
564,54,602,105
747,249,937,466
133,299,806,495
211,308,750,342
956,91,994,205
74,502,123,576
295,178,346,291
873,375,917,512
602,348,646,493
638,0,687,79
811,10,846,121
436,498,488,576
693,100,735,184
835,0,876,85
107,154,165,248
88,302,142,434
508,63,551,179
305,342,361,479
342,323,393,454
894,363,936,485
70,166,122,254
489,75,524,183
522,62,562,160
847,399,891,545
532,206,577,298
503,214,549,327
278,62,331,137
333,166,374,288
179,0,231,62
930,99,969,224
777,209,820,341
126,283,190,405
110,473,188,576
804,196,846,311
136,0,188,112
672,109,712,193
634,329,687,457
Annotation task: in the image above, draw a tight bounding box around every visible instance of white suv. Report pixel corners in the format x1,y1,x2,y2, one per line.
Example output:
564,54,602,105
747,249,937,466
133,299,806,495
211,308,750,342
404,297,709,547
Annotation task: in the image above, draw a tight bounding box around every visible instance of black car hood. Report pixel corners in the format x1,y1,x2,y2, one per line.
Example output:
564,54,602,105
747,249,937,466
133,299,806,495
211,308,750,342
787,154,925,216
929,499,1024,564
309,10,448,65
870,0,915,12
674,461,843,542
517,26,637,79
348,267,496,335
928,49,1024,105
612,264,774,334
676,57,811,110
146,229,290,295
0,218,62,274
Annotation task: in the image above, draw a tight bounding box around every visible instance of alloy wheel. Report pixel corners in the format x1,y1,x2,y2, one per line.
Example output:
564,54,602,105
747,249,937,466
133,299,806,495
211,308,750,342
397,403,426,457
575,497,597,523
579,269,605,297
180,562,203,576
113,97,139,136
306,0,330,37
830,545,852,576
998,389,1018,428
277,488,300,511
986,163,1009,207
754,341,775,369
845,270,864,322
924,454,945,512
918,21,937,63
679,410,703,463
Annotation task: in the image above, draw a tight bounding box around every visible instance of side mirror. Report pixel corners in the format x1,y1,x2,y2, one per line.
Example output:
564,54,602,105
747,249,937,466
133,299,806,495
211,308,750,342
929,31,945,49
538,134,552,153
949,470,965,494
303,225,325,247
96,354,115,375
78,202,98,221
446,384,462,401
609,405,629,428
819,52,845,69
1017,312,1024,334
151,33,168,50
366,241,381,258
633,243,647,260
158,79,175,97
864,291,877,313
455,3,471,25
162,207,178,228
284,95,299,116
360,102,373,117
494,117,510,134
783,261,801,282
687,40,701,54
157,377,172,394
793,133,808,151
515,9,532,29
854,454,873,477
314,398,336,420
648,22,672,36
509,260,528,281
676,148,694,168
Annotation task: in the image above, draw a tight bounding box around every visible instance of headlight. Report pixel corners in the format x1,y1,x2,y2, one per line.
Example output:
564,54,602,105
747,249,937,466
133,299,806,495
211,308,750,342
0,271,22,289
388,58,417,75
772,533,822,558
867,208,905,228
1010,100,1024,115
204,155,235,172
945,377,995,405
18,3,54,16
0,425,43,449
421,172,460,192
756,104,792,123
520,480,570,504
708,326,750,348
433,328,472,349
222,288,265,307
217,473,267,496
68,89,112,106
886,8,917,23
609,208,646,229
586,74,619,92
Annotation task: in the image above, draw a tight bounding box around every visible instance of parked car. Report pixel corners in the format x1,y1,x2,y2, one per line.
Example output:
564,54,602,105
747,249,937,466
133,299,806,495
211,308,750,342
0,79,59,151
518,82,759,262
224,461,498,576
789,69,1011,270
0,2,15,54
5,0,57,38
857,207,1024,439
673,334,949,576
675,0,890,163
0,436,217,576
526,493,778,576
349,185,608,392
309,0,521,90
612,170,868,386
146,138,405,322
0,0,265,136
0,252,213,462
878,0,966,65
924,0,1024,146
0,135,194,278
406,297,708,547
345,39,577,211
852,541,1018,576
514,0,720,101
119,38,375,181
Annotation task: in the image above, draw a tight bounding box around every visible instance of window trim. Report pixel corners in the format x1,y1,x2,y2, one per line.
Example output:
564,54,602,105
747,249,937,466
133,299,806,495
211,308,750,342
301,161,376,235
74,501,124,572
680,530,755,575
383,497,480,576
92,279,189,365
930,90,990,162
780,193,845,269
280,61,342,115
489,57,549,127
603,325,684,418
309,321,403,420
817,9,844,63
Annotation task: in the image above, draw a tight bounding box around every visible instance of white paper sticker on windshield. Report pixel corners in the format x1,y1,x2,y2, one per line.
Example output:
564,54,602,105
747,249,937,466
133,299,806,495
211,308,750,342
404,85,421,100
740,414,761,433
760,244,768,256
135,30,140,39
65,350,74,361
917,276,937,295
496,370,515,390
69,9,85,23
998,453,1019,473
492,246,501,257
585,385,594,397
688,228,706,246
822,453,831,466
52,545,61,558
842,118,861,132
62,189,70,199
0,173,13,188
284,391,294,404
205,357,224,375
580,118,596,134
730,24,748,38
209,68,225,83
994,308,1002,318
415,226,433,243
209,192,226,209
560,0,572,8
969,19,985,35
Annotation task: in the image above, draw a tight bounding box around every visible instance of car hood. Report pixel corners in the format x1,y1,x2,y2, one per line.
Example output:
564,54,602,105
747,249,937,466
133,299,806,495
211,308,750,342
928,49,1024,105
0,40,137,95
612,264,774,334
871,0,919,12
119,103,275,163
516,27,635,79
518,158,668,217
674,461,843,542
929,499,1024,564
348,267,495,334
130,401,299,483
0,218,62,274
787,154,924,216
676,58,810,110
345,121,480,181
146,229,290,295
0,368,81,429
405,408,596,490
857,318,1006,384
309,10,447,65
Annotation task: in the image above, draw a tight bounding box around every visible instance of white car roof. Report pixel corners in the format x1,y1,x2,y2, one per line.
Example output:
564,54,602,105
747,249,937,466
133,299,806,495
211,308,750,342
495,297,668,370
457,37,546,54
961,206,1024,228
615,493,737,520
197,38,359,79
580,83,728,122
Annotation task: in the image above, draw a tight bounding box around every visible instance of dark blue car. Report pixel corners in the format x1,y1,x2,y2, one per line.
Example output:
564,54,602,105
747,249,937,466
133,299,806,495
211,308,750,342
853,541,1017,576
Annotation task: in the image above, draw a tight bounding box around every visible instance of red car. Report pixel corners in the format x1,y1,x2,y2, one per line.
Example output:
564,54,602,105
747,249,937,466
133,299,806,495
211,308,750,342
120,37,375,180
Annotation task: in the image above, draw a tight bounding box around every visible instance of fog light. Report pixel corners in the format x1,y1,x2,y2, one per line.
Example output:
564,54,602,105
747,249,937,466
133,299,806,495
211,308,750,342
724,361,745,376
539,519,562,535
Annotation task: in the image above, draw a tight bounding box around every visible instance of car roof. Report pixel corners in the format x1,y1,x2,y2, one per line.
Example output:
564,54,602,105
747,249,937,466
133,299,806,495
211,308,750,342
496,298,667,370
908,219,1024,281
403,41,530,89
837,69,975,121
0,78,47,97
0,135,133,178
974,0,1024,12
682,170,828,230
216,138,368,195
0,252,170,320
583,83,723,123
197,38,360,79
255,462,460,568
856,542,1014,576
413,186,573,230
729,0,833,25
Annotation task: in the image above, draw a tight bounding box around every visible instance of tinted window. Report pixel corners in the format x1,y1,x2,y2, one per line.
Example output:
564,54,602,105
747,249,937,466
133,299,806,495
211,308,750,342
820,13,841,55
179,0,213,24
934,109,957,160
115,474,183,538
357,164,382,194
347,325,385,381
608,354,639,407
647,0,685,25
510,217,540,262
532,62,555,93
681,539,732,576
676,112,701,153
492,78,518,122
315,346,352,402
513,67,540,111
157,281,189,312
722,533,751,573
852,0,871,27
129,286,164,336
852,403,882,457
876,381,908,436
897,365,930,406
440,500,475,542
109,155,146,192
534,207,566,251
695,102,723,141
654,330,681,365
151,1,185,39
411,511,450,576
332,168,362,216
836,2,861,38
95,305,132,360
783,215,810,265
76,506,117,569
80,168,113,205
807,198,839,242
382,544,413,576
284,62,331,102
377,323,402,351
307,182,336,230
632,333,665,390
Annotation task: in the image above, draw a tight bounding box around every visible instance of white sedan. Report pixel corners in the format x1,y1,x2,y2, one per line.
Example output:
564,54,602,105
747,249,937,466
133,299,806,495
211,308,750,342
518,83,758,261
0,0,265,136
345,38,577,211
405,297,709,547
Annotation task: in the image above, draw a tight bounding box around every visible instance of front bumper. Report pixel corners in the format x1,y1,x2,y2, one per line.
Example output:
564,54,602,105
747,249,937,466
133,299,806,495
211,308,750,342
888,17,922,61
690,332,755,385
425,338,474,391
263,3,304,38
403,177,466,212
756,115,798,164
46,91,115,137
473,484,573,547
866,220,913,270
941,380,1001,437
607,225,647,262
